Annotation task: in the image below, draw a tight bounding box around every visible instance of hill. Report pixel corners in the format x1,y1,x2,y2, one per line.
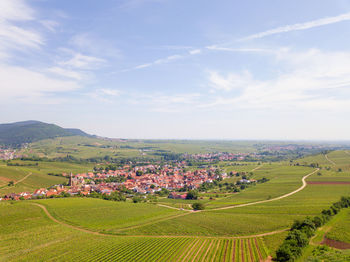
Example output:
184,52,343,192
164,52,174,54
0,120,91,146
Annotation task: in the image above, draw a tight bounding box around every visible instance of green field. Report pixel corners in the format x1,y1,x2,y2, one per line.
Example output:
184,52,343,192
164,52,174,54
1,149,350,261
0,201,269,262
326,208,350,243
0,161,94,195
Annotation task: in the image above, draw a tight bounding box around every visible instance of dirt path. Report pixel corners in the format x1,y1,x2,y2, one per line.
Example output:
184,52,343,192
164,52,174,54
157,203,193,212
251,165,263,172
31,203,103,235
213,169,319,211
14,172,32,185
325,154,336,166
30,202,289,240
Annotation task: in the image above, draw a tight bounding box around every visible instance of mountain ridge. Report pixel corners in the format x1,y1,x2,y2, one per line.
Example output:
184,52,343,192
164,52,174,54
0,120,91,146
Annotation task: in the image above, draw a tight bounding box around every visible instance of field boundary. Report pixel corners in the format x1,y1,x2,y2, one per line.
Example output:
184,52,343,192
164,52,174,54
30,202,288,239
212,168,319,211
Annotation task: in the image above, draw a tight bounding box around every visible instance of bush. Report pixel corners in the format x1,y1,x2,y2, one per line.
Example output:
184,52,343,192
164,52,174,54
192,202,205,210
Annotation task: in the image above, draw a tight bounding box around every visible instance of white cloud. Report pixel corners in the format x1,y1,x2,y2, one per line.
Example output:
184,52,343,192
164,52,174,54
59,53,106,70
0,64,80,101
242,12,350,41
189,49,201,55
40,20,59,32
202,49,350,112
209,71,253,91
87,88,121,102
47,67,83,80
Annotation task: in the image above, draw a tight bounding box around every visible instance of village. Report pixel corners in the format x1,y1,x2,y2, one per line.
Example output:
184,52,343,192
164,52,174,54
0,162,234,201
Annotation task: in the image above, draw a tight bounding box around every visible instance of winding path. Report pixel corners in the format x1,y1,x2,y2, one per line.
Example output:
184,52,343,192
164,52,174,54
14,172,32,185
30,202,288,239
158,168,319,212
213,168,319,210
325,154,336,166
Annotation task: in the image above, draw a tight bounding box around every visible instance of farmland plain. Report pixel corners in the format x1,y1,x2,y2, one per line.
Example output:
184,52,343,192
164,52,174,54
1,150,350,261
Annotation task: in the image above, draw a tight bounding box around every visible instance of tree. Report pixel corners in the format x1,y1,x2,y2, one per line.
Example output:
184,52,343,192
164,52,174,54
8,181,14,186
186,190,199,200
136,170,143,176
276,244,293,262
132,196,142,203
192,202,205,210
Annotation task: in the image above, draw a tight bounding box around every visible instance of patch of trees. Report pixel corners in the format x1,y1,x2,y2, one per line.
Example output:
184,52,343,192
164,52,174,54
7,162,38,166
186,190,199,200
94,176,126,184
47,173,64,177
155,188,169,197
276,196,350,262
192,202,205,210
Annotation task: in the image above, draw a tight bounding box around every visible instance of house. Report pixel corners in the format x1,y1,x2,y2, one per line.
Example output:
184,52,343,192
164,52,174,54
168,192,187,199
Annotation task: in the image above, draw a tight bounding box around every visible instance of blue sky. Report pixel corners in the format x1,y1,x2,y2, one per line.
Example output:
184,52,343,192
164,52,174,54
1,0,350,140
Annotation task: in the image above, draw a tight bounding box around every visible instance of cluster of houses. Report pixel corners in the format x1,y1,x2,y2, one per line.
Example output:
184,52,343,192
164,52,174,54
0,148,18,160
0,164,227,201
184,152,255,162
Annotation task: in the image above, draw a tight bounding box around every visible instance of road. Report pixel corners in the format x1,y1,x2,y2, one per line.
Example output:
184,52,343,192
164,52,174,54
213,168,319,210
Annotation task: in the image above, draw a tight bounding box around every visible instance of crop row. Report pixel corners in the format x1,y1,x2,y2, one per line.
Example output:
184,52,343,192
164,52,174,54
61,237,269,262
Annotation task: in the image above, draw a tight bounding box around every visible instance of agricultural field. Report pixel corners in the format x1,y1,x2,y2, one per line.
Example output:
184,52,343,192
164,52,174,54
326,208,350,244
23,136,260,159
35,198,182,232
0,201,269,262
1,149,350,261
0,161,93,195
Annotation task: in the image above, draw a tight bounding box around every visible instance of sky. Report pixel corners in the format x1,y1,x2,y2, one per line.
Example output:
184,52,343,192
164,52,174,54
1,0,350,140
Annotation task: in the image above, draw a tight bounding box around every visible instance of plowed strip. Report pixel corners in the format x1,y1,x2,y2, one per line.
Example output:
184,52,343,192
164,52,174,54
201,240,214,262
254,238,262,261
247,239,253,262
192,240,207,262
211,240,221,262
232,240,236,262
223,240,229,261
241,239,244,262
181,239,200,262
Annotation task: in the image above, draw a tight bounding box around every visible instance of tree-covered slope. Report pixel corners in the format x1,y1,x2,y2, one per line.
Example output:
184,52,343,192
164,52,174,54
0,120,90,146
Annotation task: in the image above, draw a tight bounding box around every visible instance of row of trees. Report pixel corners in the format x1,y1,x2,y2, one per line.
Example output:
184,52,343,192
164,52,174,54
276,196,350,261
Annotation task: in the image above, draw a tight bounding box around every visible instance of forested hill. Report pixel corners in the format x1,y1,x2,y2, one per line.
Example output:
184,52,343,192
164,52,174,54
0,120,90,146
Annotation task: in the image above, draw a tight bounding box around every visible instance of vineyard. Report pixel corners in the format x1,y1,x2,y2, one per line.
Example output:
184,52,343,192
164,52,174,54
16,236,269,262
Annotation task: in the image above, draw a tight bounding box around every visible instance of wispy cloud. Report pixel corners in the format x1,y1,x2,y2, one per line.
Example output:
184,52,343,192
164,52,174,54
241,12,350,41
201,49,350,112
87,88,121,102
124,48,201,72
59,53,106,70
